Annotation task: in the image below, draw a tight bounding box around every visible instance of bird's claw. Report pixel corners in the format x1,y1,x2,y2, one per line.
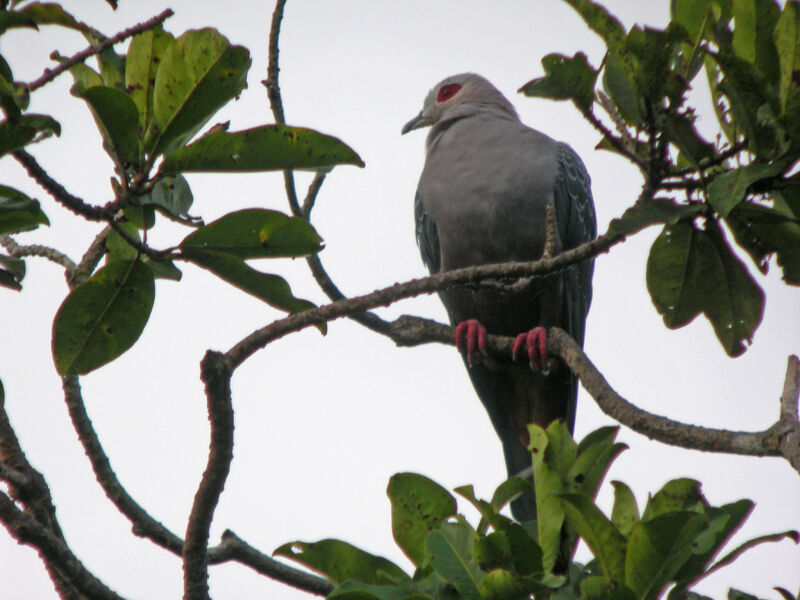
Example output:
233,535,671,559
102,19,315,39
512,327,548,372
455,319,487,366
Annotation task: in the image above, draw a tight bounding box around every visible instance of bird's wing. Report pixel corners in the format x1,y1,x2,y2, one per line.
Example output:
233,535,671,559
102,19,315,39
415,189,441,274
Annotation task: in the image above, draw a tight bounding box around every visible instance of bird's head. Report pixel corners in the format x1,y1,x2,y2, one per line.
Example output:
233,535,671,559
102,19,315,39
401,73,517,134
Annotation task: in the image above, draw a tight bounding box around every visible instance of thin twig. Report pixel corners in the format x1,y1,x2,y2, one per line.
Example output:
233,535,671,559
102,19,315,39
183,351,235,600
302,170,326,218
27,9,174,92
579,106,645,172
0,234,76,279
542,202,557,259
71,226,111,287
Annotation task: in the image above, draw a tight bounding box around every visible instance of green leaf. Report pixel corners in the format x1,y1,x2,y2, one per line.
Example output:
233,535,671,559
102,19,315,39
518,52,598,111
602,52,643,125
96,46,125,90
52,259,155,375
181,248,317,315
558,493,627,582
0,255,24,290
706,162,784,217
0,113,60,156
529,424,565,571
672,0,714,45
138,174,193,217
125,26,175,130
67,62,103,96
0,2,93,35
562,0,627,54
608,199,704,237
610,481,639,537
328,580,427,600
142,256,182,281
732,0,780,85
274,538,409,585
479,568,547,600
124,204,155,230
425,522,482,600
387,472,456,566
160,124,364,173
662,111,716,166
579,576,638,600
703,529,799,581
726,200,800,285
148,29,251,156
0,185,49,234
624,511,710,600
646,219,765,357
576,426,619,454
105,222,140,261
0,267,22,291
566,441,627,499
490,477,532,513
180,208,323,259
76,86,140,165
774,2,800,114
642,479,705,521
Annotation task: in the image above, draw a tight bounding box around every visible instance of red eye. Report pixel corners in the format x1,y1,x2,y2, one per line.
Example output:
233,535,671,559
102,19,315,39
437,83,462,102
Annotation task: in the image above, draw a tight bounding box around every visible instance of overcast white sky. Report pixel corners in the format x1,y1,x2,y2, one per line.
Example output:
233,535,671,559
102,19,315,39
1,1,798,599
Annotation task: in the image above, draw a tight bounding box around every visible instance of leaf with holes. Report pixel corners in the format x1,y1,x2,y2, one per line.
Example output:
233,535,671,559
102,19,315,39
147,28,250,156
274,538,408,585
160,124,364,173
519,52,597,111
52,259,155,375
125,26,175,129
387,472,456,566
646,220,765,356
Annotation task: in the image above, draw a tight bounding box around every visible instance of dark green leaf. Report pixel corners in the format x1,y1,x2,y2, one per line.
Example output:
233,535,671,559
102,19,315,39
610,481,639,537
490,477,532,513
0,113,60,156
52,259,155,375
558,493,626,582
148,28,251,156
562,0,627,54
502,523,544,576
180,208,323,259
97,47,125,90
125,27,175,130
602,52,643,125
328,580,427,600
0,254,25,281
672,0,714,44
705,529,799,581
425,522,482,600
181,248,316,315
576,426,619,455
474,531,511,571
479,568,546,600
707,162,784,216
387,473,456,566
77,86,140,165
646,219,765,356
0,2,93,34
143,257,182,281
662,111,716,165
642,479,705,520
626,24,691,102
0,267,22,291
160,124,364,173
519,52,597,111
566,442,627,499
732,0,780,85
274,539,409,585
105,222,140,261
727,201,800,284
624,511,709,600
138,174,193,217
774,2,800,114
124,204,155,230
579,576,638,600
607,198,703,237
0,185,49,234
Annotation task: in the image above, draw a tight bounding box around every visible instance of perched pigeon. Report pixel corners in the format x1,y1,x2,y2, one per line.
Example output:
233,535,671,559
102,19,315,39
402,73,596,522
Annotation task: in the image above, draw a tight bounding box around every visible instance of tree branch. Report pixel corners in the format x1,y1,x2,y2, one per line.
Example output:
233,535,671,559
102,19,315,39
70,226,111,287
0,234,76,279
27,9,174,92
183,351,235,600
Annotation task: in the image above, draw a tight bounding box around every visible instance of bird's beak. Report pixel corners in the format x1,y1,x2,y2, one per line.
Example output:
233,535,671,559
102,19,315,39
401,111,430,134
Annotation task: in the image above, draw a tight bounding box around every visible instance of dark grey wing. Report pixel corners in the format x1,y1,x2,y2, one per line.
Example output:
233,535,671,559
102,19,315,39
415,189,441,274
553,143,597,432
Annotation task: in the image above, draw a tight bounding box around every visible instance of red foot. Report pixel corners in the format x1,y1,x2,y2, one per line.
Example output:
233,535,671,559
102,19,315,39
512,327,548,371
455,319,486,366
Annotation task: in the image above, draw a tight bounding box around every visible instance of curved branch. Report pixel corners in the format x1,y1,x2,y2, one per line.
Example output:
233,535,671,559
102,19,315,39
0,234,76,279
183,351,235,600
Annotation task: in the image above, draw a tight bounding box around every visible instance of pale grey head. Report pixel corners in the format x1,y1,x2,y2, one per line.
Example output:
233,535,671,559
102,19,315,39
401,73,518,135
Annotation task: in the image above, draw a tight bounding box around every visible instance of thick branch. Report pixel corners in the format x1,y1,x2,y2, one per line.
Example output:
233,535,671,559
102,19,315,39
71,226,111,287
183,351,235,600
27,10,174,92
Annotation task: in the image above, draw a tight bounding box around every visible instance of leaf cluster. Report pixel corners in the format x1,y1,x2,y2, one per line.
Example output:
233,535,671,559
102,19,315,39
521,0,800,357
277,425,797,600
0,3,363,374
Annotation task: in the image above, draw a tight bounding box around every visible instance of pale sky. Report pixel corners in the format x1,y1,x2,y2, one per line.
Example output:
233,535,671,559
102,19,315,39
1,1,798,599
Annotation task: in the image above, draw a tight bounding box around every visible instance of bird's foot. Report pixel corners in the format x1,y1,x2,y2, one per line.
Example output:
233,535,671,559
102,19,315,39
455,319,486,366
512,327,549,372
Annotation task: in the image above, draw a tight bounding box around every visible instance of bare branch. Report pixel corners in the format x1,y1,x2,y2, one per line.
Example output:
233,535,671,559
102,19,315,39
542,201,557,259
183,351,235,600
777,355,800,471
71,226,111,287
302,170,327,218
0,492,126,600
27,9,174,92
211,530,334,596
0,234,76,279
12,149,121,221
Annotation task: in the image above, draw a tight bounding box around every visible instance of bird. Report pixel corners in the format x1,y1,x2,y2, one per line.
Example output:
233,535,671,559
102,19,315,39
402,73,596,522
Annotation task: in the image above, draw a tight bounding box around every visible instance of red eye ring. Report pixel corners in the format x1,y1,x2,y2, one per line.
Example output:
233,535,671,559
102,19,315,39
437,83,462,103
